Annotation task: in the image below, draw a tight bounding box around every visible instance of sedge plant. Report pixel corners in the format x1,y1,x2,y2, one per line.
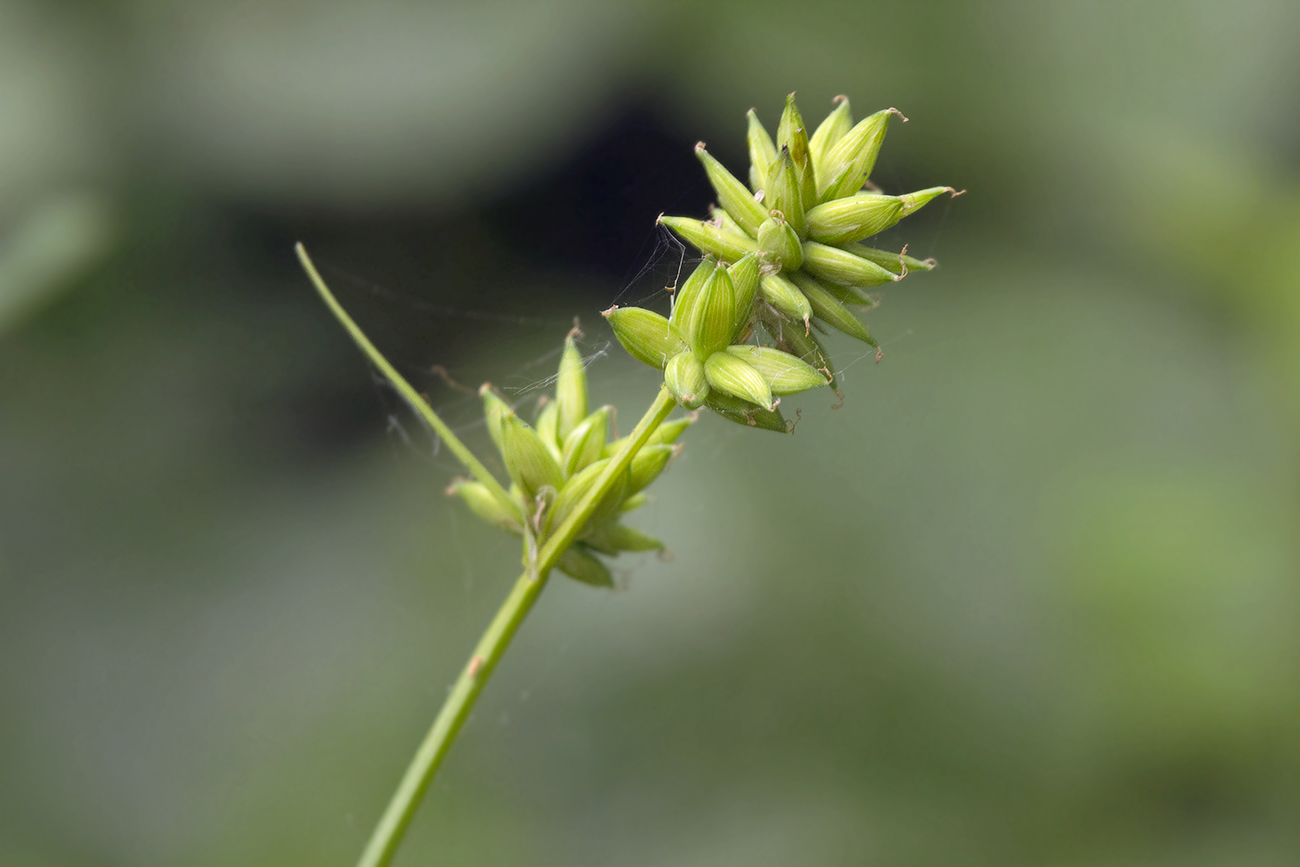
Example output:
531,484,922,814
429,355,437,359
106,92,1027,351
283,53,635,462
297,92,957,867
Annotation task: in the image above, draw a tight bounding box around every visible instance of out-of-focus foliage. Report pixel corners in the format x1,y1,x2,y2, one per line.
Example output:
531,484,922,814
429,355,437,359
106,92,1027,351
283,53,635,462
2,1,1298,865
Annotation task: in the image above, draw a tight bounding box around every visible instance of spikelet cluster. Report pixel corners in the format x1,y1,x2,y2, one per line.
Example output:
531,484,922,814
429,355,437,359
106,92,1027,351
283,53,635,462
605,94,957,430
448,331,689,587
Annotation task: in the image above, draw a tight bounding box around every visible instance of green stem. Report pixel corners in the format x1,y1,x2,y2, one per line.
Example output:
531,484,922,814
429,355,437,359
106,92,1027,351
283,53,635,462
352,396,676,866
295,243,515,514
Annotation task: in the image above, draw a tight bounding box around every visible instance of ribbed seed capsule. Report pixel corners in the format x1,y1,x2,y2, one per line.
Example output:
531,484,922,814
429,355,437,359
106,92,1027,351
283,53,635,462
801,241,899,289
670,258,715,322
696,143,768,236
480,384,512,455
678,266,737,358
561,406,610,478
760,273,813,324
805,194,905,245
447,478,524,534
809,96,852,180
704,391,787,433
764,148,806,238
665,351,709,409
756,215,804,271
746,109,777,193
778,93,810,168
556,545,614,587
604,307,687,370
501,412,564,498
704,351,774,410
555,333,587,441
790,272,879,346
725,344,829,394
777,93,818,210
819,108,898,201
628,443,677,494
727,253,761,323
659,215,756,263
842,243,935,275
819,279,877,308
762,307,837,387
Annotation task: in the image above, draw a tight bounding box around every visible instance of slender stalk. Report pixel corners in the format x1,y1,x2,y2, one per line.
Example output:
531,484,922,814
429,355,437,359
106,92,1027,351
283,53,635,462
356,386,676,867
295,243,515,514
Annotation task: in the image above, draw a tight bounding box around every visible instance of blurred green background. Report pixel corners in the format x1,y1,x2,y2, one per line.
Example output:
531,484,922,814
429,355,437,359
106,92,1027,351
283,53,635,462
3,1,1299,864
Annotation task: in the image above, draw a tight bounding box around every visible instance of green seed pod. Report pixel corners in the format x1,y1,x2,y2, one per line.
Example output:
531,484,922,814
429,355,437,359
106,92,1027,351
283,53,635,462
549,457,628,532
665,351,710,409
725,344,829,395
603,306,688,370
760,273,813,324
650,415,695,446
727,252,761,318
676,256,717,306
556,545,614,588
899,186,959,216
480,384,512,456
620,491,651,512
778,93,810,169
756,215,804,271
628,443,677,494
704,350,774,410
535,399,561,458
800,241,898,289
561,405,610,478
710,206,744,236
695,143,768,236
555,333,588,441
819,108,898,201
500,413,564,499
677,266,736,359
790,272,879,346
447,478,524,534
804,194,905,245
763,148,806,238
659,215,757,263
704,390,787,433
583,522,664,555
841,243,935,275
777,93,818,210
818,280,877,308
746,109,777,193
761,307,837,387
809,95,853,180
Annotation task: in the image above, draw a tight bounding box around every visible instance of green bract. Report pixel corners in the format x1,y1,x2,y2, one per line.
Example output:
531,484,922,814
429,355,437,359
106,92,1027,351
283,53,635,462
611,93,954,428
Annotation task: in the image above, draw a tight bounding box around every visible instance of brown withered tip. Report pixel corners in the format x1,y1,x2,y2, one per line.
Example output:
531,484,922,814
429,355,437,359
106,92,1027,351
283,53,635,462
833,94,848,104
567,316,584,340
655,212,665,224
477,382,493,396
888,107,910,123
694,141,706,153
600,305,618,319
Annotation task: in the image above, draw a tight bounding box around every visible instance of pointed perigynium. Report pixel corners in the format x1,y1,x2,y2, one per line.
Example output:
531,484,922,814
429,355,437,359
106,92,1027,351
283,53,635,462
453,330,692,588
649,93,955,378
